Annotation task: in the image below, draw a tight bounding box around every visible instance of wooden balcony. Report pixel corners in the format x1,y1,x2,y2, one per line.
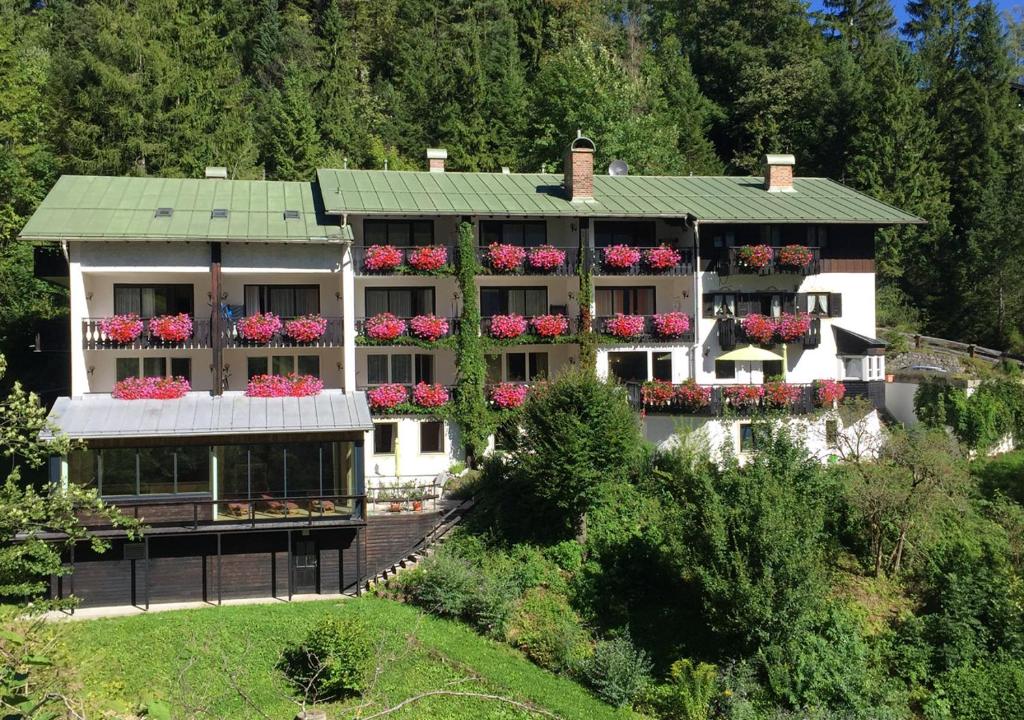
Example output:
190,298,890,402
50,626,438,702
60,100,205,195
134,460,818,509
353,245,455,276
595,315,695,343
716,246,821,276
480,315,579,342
716,317,820,350
82,317,212,350
476,245,580,276
591,246,694,276
223,316,343,349
625,382,817,416
356,316,459,346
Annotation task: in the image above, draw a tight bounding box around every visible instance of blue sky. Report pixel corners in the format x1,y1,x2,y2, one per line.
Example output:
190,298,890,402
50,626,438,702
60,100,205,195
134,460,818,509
808,0,1020,30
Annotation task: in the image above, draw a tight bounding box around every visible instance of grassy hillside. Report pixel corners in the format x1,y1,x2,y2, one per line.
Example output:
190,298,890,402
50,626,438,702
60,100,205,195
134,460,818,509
62,596,643,719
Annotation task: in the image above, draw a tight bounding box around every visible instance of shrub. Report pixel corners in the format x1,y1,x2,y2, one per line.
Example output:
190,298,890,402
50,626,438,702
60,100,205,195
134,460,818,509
278,617,372,701
924,658,1024,720
578,636,652,707
643,658,718,720
396,552,477,619
505,587,592,672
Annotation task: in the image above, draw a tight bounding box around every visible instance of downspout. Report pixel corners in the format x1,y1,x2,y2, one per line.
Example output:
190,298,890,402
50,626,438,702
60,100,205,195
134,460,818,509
691,217,700,381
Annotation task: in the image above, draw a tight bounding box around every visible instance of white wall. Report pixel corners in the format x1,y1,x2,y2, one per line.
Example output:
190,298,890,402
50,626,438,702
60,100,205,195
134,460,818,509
364,418,459,484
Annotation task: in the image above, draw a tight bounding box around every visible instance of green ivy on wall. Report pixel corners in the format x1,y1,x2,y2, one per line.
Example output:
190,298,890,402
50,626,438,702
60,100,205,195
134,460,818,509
454,220,496,465
577,221,596,372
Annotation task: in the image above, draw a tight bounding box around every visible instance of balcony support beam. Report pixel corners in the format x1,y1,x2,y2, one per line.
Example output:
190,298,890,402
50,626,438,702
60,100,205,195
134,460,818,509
210,243,224,395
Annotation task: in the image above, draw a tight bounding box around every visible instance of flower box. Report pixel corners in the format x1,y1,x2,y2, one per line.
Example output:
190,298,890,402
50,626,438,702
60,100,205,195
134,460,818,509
740,314,777,345
413,382,449,408
236,313,283,343
776,313,811,342
737,244,774,270
676,380,712,411
531,314,569,338
605,314,646,339
644,245,682,271
641,380,676,406
112,376,190,400
778,244,814,268
486,243,526,272
723,384,765,409
368,383,409,409
409,314,449,342
527,245,566,272
365,313,408,341
408,246,448,272
490,382,529,409
364,244,404,272
815,379,846,407
283,314,328,343
489,314,528,339
100,314,144,344
652,311,691,338
602,244,641,269
763,381,802,408
148,314,192,343
246,373,323,397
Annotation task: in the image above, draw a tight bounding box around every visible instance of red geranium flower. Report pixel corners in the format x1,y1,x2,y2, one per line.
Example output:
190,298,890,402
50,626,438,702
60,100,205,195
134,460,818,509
284,314,328,343
815,379,846,407
489,314,528,339
776,313,812,342
676,380,712,410
490,382,529,409
409,314,449,342
723,384,765,409
364,244,404,271
605,314,646,339
737,244,774,269
652,312,691,338
741,314,778,345
486,243,526,272
413,382,449,408
367,383,409,409
237,313,283,343
641,380,676,406
100,314,144,344
148,314,192,343
408,246,448,272
778,244,814,268
531,314,569,338
644,245,682,271
763,381,802,408
602,244,642,269
365,313,407,341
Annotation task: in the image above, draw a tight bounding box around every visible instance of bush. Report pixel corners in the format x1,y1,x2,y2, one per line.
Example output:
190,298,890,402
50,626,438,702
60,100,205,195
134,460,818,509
278,617,372,701
642,658,718,720
393,552,477,619
578,635,652,707
924,658,1024,720
505,587,593,672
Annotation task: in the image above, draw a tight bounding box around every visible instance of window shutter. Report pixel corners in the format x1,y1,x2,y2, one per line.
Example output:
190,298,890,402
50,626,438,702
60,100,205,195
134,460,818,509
796,293,807,313
702,295,715,318
829,293,842,317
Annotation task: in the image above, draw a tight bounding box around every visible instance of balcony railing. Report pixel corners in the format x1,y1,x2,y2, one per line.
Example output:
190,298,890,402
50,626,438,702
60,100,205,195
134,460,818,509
595,315,695,343
223,316,343,348
360,384,457,415
624,382,817,415
356,316,459,345
353,245,455,276
717,246,821,276
591,246,694,276
82,317,212,350
479,315,579,341
716,317,821,350
75,493,365,531
476,245,580,276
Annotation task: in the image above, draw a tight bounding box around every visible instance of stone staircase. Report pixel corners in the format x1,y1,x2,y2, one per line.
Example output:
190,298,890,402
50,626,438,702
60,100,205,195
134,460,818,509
364,496,475,591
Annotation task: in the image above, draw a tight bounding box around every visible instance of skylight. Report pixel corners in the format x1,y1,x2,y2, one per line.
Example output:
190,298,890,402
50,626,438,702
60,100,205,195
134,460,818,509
283,209,301,220
154,207,173,218
211,208,228,219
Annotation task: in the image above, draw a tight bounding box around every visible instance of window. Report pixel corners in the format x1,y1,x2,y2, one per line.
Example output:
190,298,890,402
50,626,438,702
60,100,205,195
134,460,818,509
806,225,829,248
608,351,647,383
115,357,189,381
367,354,433,384
480,287,548,317
214,442,352,499
843,357,863,380
248,356,268,380
480,220,547,247
78,447,211,496
652,353,672,381
365,287,434,317
488,352,547,382
114,285,193,317
715,360,736,379
298,355,320,377
825,419,839,447
116,358,138,382
420,421,444,453
485,354,502,384
596,287,655,316
374,423,397,454
757,294,795,318
249,355,320,379
595,220,655,247
739,423,762,453
243,285,319,317
272,356,294,375
170,358,191,381
807,293,830,315
763,360,783,380
364,219,434,246
703,293,737,317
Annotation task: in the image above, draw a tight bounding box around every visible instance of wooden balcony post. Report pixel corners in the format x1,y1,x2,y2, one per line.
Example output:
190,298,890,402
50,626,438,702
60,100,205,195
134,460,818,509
210,242,224,395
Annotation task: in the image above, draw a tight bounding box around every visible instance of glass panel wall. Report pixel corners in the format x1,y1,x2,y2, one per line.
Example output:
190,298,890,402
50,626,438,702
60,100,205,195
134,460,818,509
68,447,210,496
211,442,354,500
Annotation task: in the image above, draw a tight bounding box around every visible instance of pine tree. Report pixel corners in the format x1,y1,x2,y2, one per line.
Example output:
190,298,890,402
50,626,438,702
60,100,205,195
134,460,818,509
260,67,323,180
821,0,897,51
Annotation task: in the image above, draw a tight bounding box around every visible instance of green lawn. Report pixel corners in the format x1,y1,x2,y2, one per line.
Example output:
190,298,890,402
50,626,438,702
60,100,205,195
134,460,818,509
63,596,644,719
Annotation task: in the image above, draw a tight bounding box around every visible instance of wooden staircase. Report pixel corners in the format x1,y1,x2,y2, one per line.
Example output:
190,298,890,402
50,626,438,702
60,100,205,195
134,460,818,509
364,497,475,591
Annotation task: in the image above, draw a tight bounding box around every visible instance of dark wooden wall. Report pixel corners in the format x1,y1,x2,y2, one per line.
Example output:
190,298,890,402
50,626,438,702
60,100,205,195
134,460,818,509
365,511,442,577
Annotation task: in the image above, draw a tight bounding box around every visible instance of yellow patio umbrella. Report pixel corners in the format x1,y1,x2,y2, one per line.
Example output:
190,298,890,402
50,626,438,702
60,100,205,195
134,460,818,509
717,345,785,382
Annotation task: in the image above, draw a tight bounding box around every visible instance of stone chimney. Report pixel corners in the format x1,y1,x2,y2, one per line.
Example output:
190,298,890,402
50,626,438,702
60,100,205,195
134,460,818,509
564,132,596,202
763,154,796,192
426,148,447,173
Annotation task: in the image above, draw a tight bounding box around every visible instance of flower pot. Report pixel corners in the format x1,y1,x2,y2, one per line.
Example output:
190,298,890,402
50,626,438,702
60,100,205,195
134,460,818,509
388,502,402,513
885,373,894,383
412,500,423,512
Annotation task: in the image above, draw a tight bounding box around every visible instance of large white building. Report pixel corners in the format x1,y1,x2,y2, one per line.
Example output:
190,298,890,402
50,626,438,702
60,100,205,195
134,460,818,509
21,141,920,607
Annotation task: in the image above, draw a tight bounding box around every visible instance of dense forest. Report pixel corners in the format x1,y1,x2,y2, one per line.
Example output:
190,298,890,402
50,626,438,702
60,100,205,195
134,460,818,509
1,0,1023,390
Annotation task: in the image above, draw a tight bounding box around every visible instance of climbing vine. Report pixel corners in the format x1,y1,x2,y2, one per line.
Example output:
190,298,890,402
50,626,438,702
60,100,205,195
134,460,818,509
914,378,1024,452
577,222,596,372
454,220,496,465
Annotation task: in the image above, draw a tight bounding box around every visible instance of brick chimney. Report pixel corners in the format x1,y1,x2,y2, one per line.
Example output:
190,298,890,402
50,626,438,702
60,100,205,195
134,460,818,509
564,133,596,202
763,154,796,192
426,148,447,173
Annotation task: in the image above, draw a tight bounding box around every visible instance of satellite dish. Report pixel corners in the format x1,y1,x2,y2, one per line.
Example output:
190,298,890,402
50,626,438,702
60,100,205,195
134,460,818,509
608,159,629,176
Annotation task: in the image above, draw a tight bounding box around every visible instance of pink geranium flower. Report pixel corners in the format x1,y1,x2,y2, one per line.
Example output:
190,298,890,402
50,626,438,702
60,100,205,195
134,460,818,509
490,382,529,409
776,313,812,342
409,314,449,342
602,244,641,269
763,381,802,408
815,379,846,407
100,314,144,344
486,243,526,272
676,380,712,411
246,373,323,397
367,383,409,409
408,246,448,272
527,245,566,271
365,313,408,341
148,314,192,343
741,314,778,345
641,380,676,406
737,244,774,269
778,244,814,268
413,382,449,408
489,314,528,339
112,376,190,400
723,384,765,409
605,313,646,339
531,314,569,338
237,313,283,343
364,244,404,271
644,245,682,271
652,311,691,338
284,314,328,343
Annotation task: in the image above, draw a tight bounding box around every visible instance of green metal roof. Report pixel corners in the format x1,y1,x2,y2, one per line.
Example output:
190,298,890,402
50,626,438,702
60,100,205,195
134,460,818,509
315,169,923,225
19,175,349,243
